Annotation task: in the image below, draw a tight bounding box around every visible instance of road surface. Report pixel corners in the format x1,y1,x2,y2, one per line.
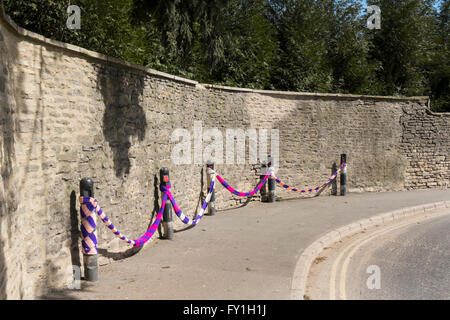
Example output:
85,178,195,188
306,207,450,300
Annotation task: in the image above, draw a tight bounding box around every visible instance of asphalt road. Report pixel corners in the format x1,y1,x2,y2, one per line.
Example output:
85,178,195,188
307,208,450,300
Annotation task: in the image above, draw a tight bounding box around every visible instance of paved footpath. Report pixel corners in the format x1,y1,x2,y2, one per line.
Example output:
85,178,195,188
45,189,450,300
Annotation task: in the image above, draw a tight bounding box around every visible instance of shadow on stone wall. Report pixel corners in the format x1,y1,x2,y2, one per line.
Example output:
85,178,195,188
0,243,5,299
267,96,407,196
330,162,338,195
69,191,81,268
97,174,159,260
173,168,206,234
35,259,79,300
1,20,69,298
0,26,17,300
97,66,147,178
152,174,163,239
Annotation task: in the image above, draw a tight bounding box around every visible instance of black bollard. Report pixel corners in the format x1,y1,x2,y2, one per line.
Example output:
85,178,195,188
206,160,216,216
268,156,275,203
260,160,268,202
340,154,347,196
80,178,98,282
160,168,174,239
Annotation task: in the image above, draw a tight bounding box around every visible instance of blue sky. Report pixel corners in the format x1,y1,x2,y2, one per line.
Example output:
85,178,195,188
361,0,445,10
358,0,445,16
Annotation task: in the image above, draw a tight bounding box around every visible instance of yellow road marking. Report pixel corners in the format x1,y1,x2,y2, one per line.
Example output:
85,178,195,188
335,211,449,300
329,223,404,299
339,223,409,299
329,218,426,300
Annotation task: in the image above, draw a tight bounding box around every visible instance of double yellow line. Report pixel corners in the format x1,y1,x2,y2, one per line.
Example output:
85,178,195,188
328,211,449,300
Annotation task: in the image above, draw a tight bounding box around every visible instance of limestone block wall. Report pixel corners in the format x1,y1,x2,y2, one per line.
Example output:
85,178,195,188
401,104,450,189
0,10,18,299
0,4,448,299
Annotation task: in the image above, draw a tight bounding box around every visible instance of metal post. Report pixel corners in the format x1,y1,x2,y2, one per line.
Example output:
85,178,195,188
206,160,216,216
340,154,347,196
160,168,173,239
268,155,275,203
80,178,98,282
260,160,268,202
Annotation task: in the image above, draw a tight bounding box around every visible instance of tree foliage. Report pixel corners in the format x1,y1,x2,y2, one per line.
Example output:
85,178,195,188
2,0,449,111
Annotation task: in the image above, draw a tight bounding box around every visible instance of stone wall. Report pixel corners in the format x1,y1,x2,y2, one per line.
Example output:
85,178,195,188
0,5,449,299
401,105,450,189
0,10,17,299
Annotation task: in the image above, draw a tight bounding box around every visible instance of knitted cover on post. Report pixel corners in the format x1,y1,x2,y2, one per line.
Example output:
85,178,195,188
168,175,216,226
271,163,347,193
215,169,273,197
79,188,168,248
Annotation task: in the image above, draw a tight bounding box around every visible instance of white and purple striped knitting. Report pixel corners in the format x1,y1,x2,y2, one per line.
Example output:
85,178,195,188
79,197,98,255
79,163,344,253
215,168,273,197
133,191,167,247
79,189,169,248
271,163,347,193
167,174,216,225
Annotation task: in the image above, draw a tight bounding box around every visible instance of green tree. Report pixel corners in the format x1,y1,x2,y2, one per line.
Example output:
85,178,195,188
367,0,439,96
131,0,230,78
2,0,449,110
3,0,159,66
206,0,278,88
327,0,381,94
3,0,67,40
427,0,449,111
270,0,334,92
